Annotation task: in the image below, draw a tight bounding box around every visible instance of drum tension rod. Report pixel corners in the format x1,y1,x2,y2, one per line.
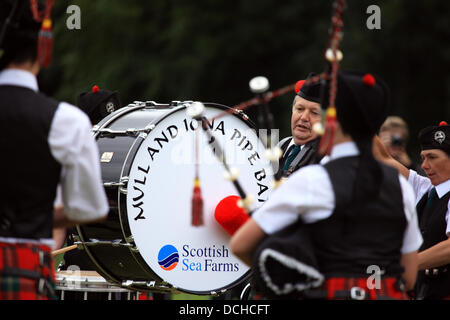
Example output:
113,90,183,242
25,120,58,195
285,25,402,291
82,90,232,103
74,238,138,252
103,176,129,189
121,280,173,292
93,124,156,138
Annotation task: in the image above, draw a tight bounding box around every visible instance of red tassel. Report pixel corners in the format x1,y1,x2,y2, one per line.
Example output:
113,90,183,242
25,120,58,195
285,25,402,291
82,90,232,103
37,18,53,68
191,178,204,226
318,106,337,156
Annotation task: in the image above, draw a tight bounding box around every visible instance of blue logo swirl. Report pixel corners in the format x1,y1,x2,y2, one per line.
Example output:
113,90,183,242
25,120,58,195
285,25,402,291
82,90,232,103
158,245,179,271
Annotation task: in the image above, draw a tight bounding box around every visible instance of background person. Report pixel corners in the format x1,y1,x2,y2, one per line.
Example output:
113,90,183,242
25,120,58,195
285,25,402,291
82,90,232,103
275,73,324,179
379,116,425,175
374,121,450,299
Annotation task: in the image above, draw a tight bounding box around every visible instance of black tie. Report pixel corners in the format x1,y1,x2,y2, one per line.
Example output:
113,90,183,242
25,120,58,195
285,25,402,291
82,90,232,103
426,187,438,208
283,145,301,171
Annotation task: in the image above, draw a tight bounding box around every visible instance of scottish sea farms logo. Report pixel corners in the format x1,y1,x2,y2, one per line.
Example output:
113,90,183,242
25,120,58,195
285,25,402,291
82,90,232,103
157,244,240,272
158,245,179,271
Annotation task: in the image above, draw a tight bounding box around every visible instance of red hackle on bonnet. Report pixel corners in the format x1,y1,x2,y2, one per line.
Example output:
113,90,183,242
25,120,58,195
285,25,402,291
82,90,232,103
295,80,306,94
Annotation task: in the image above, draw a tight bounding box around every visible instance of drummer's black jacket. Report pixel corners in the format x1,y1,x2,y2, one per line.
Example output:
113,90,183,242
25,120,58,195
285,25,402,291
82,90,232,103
415,190,450,299
0,85,61,239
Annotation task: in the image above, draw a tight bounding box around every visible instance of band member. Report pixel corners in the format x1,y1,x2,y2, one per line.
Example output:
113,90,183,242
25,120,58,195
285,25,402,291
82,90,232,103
0,0,108,299
374,121,450,299
77,85,122,125
275,73,324,179
379,116,425,175
61,85,123,271
231,71,422,300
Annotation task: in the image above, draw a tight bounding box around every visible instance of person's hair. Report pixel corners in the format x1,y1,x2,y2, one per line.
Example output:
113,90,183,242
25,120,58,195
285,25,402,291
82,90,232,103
0,32,38,70
292,95,298,108
0,1,40,70
380,116,409,140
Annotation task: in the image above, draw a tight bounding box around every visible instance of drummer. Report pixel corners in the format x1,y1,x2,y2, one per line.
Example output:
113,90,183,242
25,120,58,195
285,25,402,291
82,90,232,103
0,0,108,299
58,85,121,272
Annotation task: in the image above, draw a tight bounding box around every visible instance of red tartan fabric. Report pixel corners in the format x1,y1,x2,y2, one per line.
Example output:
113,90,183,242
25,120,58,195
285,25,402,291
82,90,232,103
135,292,154,300
318,277,407,300
0,242,56,300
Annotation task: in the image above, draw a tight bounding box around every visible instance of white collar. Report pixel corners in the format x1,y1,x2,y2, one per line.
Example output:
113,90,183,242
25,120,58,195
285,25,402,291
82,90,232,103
0,69,39,92
435,179,450,199
329,141,360,160
285,139,304,155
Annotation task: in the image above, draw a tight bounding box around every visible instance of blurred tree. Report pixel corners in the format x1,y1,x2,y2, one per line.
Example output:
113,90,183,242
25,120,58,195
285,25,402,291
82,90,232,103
39,0,449,149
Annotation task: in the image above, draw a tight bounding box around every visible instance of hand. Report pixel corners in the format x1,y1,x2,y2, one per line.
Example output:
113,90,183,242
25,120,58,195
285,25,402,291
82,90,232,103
378,131,392,149
53,227,66,250
378,132,412,167
373,135,410,179
379,131,403,159
372,135,392,161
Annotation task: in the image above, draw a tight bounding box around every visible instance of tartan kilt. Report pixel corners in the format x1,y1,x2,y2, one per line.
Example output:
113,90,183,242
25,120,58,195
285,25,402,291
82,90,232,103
306,277,407,300
0,242,56,300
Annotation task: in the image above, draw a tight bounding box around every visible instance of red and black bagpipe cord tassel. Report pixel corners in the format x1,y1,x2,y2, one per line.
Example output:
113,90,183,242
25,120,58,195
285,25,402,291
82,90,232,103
317,68,338,156
318,0,344,156
30,0,55,68
191,128,204,226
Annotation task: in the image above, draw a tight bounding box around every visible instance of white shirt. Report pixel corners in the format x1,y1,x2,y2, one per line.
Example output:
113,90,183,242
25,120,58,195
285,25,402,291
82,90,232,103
253,141,423,254
0,69,109,246
408,169,450,237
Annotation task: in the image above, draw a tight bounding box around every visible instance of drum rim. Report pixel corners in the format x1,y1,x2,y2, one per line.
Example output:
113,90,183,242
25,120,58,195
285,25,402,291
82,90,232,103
92,103,147,139
118,102,255,295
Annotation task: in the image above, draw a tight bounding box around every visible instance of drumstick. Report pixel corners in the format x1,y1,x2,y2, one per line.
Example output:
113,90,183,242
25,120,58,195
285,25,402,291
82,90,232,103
51,244,78,257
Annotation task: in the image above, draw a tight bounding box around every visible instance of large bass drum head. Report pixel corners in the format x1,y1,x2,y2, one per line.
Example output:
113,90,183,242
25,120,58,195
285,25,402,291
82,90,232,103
122,103,273,294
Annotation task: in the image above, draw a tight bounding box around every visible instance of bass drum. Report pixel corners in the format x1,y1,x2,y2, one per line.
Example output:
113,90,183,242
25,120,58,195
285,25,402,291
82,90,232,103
76,101,274,295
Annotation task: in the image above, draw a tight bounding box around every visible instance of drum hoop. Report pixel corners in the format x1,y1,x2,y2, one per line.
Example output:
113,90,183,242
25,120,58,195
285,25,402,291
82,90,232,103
92,103,147,139
117,102,255,295
117,134,167,284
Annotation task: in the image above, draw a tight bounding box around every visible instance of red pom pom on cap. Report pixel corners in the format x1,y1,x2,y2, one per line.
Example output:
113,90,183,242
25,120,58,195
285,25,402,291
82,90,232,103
295,80,306,94
214,195,249,235
92,85,100,93
439,121,448,126
362,74,376,87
